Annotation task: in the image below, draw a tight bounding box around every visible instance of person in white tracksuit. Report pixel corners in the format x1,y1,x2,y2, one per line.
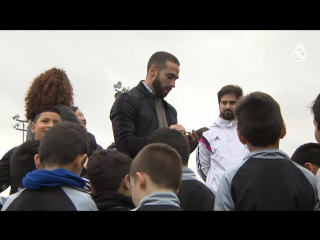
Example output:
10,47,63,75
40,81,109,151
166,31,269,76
196,85,249,195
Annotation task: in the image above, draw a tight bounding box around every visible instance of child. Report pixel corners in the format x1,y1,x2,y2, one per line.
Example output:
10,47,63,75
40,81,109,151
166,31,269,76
214,91,319,211
0,105,61,195
2,122,98,211
291,142,320,176
147,127,215,211
130,143,183,211
87,149,135,211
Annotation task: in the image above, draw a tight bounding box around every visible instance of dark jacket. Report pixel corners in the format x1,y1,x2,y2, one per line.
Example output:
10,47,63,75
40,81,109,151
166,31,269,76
93,191,135,211
0,147,19,194
178,168,215,211
1,142,89,195
1,168,97,211
136,205,184,211
110,80,177,159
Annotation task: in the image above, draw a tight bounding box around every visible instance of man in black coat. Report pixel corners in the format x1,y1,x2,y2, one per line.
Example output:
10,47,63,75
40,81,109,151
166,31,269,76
110,51,200,159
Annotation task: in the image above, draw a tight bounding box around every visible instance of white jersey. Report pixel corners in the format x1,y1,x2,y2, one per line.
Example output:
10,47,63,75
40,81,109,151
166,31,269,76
196,116,249,195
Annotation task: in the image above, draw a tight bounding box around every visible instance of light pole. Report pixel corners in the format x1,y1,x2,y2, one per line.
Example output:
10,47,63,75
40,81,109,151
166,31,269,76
113,81,130,99
11,114,29,143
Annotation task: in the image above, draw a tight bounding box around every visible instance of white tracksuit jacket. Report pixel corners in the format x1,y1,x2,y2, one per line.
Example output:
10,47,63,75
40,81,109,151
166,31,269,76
196,116,249,195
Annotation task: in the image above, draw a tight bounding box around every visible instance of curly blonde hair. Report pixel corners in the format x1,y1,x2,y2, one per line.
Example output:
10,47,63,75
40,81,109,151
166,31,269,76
24,67,74,120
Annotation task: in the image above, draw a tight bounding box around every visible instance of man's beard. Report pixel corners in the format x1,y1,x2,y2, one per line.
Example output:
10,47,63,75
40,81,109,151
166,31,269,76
221,110,234,121
152,75,170,98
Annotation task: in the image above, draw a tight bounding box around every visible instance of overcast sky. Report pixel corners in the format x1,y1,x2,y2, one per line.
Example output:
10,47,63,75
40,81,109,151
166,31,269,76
0,30,319,195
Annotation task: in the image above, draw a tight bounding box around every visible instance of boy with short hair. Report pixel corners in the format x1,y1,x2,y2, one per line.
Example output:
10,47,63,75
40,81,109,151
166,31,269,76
87,149,135,211
2,122,98,211
0,105,61,195
291,142,320,176
130,143,183,211
147,127,215,211
214,91,319,211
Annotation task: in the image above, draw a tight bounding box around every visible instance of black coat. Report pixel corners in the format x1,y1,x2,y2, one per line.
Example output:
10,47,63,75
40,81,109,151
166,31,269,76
0,146,19,194
110,80,177,159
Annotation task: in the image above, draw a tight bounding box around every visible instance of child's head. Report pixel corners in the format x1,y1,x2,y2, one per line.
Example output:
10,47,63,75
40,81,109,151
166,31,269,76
35,122,88,176
10,140,40,188
147,127,190,167
129,143,182,207
87,149,132,196
309,94,320,143
235,91,286,149
31,105,61,140
291,142,320,176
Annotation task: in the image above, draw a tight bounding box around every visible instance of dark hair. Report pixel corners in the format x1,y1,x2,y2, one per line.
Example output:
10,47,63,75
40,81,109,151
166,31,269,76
87,150,132,193
130,143,182,191
87,132,98,157
235,91,284,147
10,140,40,188
55,105,81,124
309,94,320,131
147,51,180,74
25,67,74,120
70,106,79,112
291,142,320,168
217,85,243,103
39,122,88,168
33,105,61,123
147,127,190,165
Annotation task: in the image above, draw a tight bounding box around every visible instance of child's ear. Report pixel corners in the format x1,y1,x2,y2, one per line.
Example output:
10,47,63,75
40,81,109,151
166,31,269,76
34,154,41,169
79,154,88,167
123,174,130,190
237,130,247,145
280,122,286,139
304,162,317,175
136,172,146,190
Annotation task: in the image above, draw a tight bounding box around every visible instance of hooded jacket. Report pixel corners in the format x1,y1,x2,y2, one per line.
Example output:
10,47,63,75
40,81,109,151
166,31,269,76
1,168,98,211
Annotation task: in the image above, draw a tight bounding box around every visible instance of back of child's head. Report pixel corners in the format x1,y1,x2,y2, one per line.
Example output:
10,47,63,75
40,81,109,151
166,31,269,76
87,149,132,193
33,105,61,123
39,122,88,168
235,91,284,147
310,93,320,131
10,140,40,188
147,127,190,166
130,143,182,192
291,142,320,168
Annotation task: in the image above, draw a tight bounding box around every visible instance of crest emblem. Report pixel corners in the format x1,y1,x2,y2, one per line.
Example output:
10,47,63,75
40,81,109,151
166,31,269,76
292,42,307,62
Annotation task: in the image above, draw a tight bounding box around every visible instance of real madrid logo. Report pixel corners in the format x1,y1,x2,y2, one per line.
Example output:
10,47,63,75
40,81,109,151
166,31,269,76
292,42,307,62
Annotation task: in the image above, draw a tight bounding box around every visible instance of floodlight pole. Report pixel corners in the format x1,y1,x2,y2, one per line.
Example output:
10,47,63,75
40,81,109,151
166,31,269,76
13,117,29,143
113,82,130,99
